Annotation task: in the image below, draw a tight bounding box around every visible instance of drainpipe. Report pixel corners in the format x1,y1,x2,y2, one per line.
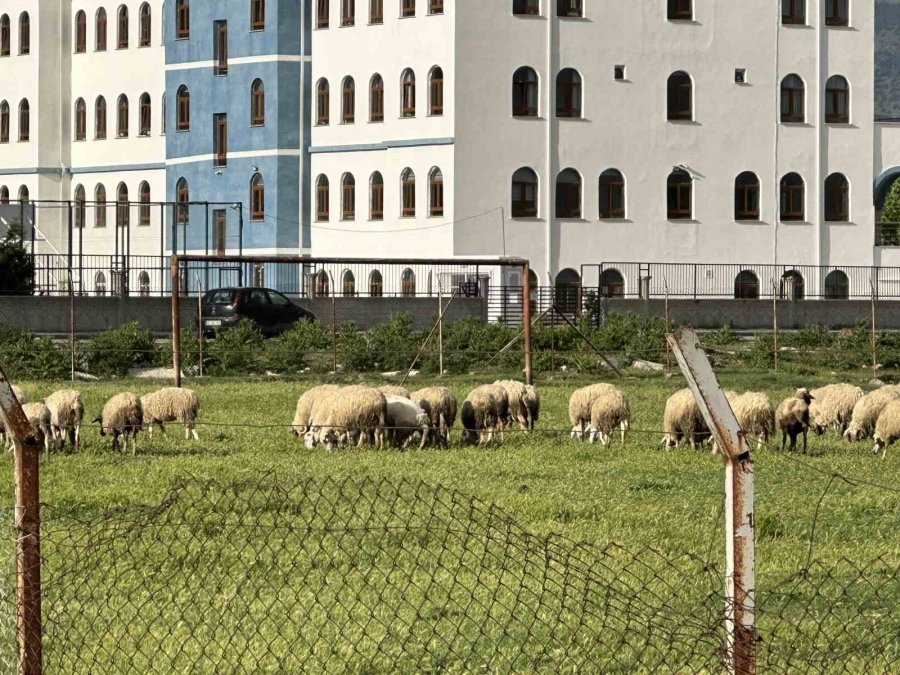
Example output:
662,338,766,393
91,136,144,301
816,0,824,279
545,6,555,287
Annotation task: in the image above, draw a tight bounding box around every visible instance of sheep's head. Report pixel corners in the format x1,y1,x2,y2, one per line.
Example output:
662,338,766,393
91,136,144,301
320,429,340,452
93,414,106,437
843,425,864,442
812,423,827,436
461,429,478,446
303,430,318,449
795,388,814,405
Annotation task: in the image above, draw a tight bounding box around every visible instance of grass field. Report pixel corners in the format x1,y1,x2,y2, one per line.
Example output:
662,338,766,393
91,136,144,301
3,370,899,672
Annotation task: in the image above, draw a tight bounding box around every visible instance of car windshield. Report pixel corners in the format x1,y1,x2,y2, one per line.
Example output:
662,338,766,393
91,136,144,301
204,290,236,305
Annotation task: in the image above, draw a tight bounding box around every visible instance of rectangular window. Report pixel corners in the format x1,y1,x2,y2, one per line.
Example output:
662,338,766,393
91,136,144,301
614,65,625,81
139,98,151,136
513,0,540,15
370,0,383,23
177,1,190,38
825,0,848,26
139,198,151,226
782,0,805,25
251,0,265,30
316,183,329,220
342,0,355,26
401,0,415,18
213,210,226,255
429,0,443,14
430,177,443,217
214,21,228,75
667,0,692,21
781,186,803,220
213,113,227,167
317,0,329,27
371,182,383,220
557,0,583,18
342,182,355,220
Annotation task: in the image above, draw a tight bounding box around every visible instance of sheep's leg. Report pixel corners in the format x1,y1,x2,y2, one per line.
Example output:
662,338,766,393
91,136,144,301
419,426,429,451
802,429,808,454
191,426,199,441
781,432,787,452
356,429,365,449
74,425,80,451
621,422,627,447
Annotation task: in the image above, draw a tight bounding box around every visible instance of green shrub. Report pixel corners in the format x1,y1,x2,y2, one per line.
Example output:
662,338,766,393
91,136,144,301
704,324,738,346
78,322,158,377
366,313,421,372
205,319,264,375
263,320,331,374
0,326,69,380
426,318,518,374
157,327,202,372
337,321,373,372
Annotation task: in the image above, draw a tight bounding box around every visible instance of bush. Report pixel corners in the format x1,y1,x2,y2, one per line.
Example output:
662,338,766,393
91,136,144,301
157,327,202,373
337,321,373,372
263,320,331,374
0,326,69,380
78,322,158,377
425,318,518,374
366,313,421,372
205,319,264,375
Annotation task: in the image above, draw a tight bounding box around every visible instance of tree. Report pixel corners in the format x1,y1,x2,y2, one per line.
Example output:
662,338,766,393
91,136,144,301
0,219,34,294
882,176,900,224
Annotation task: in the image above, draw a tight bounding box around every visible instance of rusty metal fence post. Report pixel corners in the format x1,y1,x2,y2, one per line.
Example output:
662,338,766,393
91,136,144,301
0,366,43,675
171,257,182,388
523,262,533,385
666,329,756,675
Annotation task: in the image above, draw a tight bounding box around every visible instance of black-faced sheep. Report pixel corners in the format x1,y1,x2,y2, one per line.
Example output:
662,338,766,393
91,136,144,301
775,388,813,453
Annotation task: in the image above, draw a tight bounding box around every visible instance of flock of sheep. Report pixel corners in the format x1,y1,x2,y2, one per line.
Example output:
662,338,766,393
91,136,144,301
0,385,200,455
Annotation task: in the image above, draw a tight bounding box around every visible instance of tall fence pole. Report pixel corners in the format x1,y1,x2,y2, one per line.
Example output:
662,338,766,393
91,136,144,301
523,262,533,385
666,329,756,675
871,280,878,381
68,269,76,382
438,280,444,377
772,281,779,372
0,366,43,675
171,256,182,388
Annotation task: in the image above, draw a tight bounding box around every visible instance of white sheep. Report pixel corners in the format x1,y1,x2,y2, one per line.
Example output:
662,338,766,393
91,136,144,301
140,388,200,441
587,388,630,447
843,385,900,442
410,386,457,447
0,385,28,446
730,391,775,450
292,384,342,437
569,384,617,441
461,386,500,446
872,399,900,460
775,388,813,453
662,388,710,449
17,402,51,455
809,384,864,436
385,396,431,449
44,390,84,451
479,383,509,437
523,384,540,431
378,385,410,399
306,385,387,451
94,392,143,454
494,380,530,431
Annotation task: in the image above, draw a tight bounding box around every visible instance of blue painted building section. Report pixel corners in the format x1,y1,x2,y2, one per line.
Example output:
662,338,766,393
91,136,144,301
164,0,307,263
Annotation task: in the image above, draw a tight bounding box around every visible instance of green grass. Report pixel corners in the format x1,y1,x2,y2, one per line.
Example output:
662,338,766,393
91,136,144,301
3,371,899,672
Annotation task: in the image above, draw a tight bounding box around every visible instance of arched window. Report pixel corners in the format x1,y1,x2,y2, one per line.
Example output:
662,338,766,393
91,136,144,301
401,168,416,217
511,167,538,217
734,172,760,221
95,272,107,296
598,169,625,219
96,8,108,50
251,0,266,30
429,168,444,217
780,172,804,221
370,74,384,122
401,0,415,18
139,3,152,46
0,15,8,57
342,0,355,26
250,173,265,221
734,271,760,300
251,79,265,126
139,93,151,136
556,168,581,218
513,0,540,15
74,99,87,141
512,66,539,117
95,96,107,138
667,169,692,219
429,67,443,116
826,0,848,26
117,95,129,137
342,270,356,296
175,177,189,224
316,78,329,125
401,69,416,118
825,173,849,222
780,270,805,300
74,185,85,229
0,186,8,205
95,184,107,227
341,76,355,123
116,183,129,228
18,185,28,203
315,270,330,297
369,270,383,297
783,0,805,25
600,269,625,298
341,173,355,220
138,181,151,226
317,0,330,28
75,11,87,53
18,12,29,55
401,269,416,297
17,99,29,142
370,172,384,220
117,5,129,49
825,75,849,124
139,271,151,297
315,175,329,221
667,71,692,121
557,0,583,18
668,0,692,20
556,68,582,118
781,74,805,123
176,85,190,131
555,269,581,314
825,270,849,300
176,0,190,39
0,101,8,143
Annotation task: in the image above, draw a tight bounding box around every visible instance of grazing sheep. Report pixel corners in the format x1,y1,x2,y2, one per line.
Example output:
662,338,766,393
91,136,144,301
809,384,864,436
0,385,28,446
44,390,85,451
461,387,500,446
775,388,814,453
569,384,617,441
94,392,143,454
494,380,530,431
873,399,900,460
385,396,431,449
306,386,387,451
291,384,342,437
523,385,540,431
140,388,201,441
410,387,457,447
662,388,710,449
587,388,630,447
843,385,900,442
17,402,51,455
730,392,776,450
479,384,510,436
378,385,410,399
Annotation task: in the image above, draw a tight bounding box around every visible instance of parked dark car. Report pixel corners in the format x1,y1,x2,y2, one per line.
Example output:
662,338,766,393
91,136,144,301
201,287,316,337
